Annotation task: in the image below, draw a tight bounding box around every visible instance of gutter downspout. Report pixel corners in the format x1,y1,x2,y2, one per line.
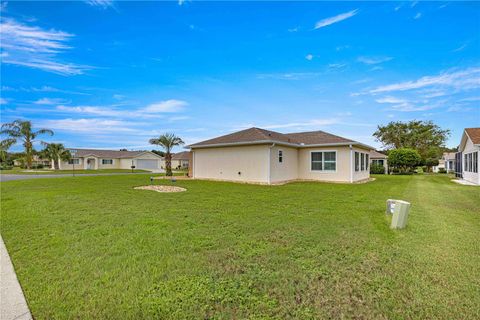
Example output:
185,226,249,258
268,143,275,185
349,144,353,183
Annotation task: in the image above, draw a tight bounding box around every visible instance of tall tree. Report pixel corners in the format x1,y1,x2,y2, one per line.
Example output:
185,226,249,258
40,142,71,170
0,138,16,163
149,133,184,176
373,120,450,160
1,120,54,169
388,148,422,174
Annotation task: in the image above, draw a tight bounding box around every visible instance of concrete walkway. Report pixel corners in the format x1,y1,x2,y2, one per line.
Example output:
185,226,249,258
0,236,32,320
0,172,157,182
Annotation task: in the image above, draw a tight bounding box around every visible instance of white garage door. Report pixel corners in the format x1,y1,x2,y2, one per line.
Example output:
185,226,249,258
136,159,158,169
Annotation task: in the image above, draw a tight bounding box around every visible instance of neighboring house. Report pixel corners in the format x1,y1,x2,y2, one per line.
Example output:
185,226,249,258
456,128,479,185
369,150,388,174
187,127,373,184
58,149,164,171
171,151,191,169
433,152,456,173
13,155,51,168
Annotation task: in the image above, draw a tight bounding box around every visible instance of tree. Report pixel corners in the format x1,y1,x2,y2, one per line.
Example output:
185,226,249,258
149,133,184,176
425,158,439,173
151,149,166,157
40,143,71,170
1,120,54,169
0,138,16,163
373,120,450,160
388,148,422,174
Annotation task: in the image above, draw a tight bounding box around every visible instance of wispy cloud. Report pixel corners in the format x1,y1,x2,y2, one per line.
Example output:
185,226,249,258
34,98,69,105
257,72,321,80
0,98,8,105
0,17,89,75
314,9,358,30
414,12,422,19
235,118,340,131
305,54,313,61
40,118,139,134
142,99,188,113
288,26,299,33
452,43,468,52
368,68,480,94
85,0,114,9
357,56,393,65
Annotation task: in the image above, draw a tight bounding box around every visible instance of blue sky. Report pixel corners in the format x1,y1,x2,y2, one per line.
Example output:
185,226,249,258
1,1,479,152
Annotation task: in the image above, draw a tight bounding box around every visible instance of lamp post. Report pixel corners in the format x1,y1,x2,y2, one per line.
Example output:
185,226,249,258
70,149,77,177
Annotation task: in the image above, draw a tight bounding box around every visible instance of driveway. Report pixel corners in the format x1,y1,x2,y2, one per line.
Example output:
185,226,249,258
0,172,157,182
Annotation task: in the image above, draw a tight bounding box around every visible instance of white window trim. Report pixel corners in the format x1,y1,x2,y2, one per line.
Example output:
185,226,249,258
310,150,337,173
69,158,80,165
102,159,114,165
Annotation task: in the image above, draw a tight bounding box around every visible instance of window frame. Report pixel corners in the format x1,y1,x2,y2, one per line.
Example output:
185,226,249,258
310,150,337,173
278,150,283,163
474,152,478,173
68,158,80,165
361,153,365,171
102,159,114,165
355,152,359,172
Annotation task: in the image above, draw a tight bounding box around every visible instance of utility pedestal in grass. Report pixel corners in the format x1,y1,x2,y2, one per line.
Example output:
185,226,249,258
386,199,411,229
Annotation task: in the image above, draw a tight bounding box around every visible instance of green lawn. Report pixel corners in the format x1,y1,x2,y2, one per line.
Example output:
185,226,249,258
0,168,149,174
1,175,479,319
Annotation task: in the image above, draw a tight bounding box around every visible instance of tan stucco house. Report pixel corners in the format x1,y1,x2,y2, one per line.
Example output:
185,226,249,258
187,127,373,184
369,150,388,174
59,149,164,171
171,151,191,169
457,128,479,185
433,152,456,173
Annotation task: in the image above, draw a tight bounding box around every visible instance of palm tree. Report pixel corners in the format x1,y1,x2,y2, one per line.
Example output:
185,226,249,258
0,138,16,163
1,120,54,169
40,142,71,170
149,133,184,176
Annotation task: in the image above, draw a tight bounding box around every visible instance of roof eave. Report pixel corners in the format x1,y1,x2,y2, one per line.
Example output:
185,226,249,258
188,140,373,150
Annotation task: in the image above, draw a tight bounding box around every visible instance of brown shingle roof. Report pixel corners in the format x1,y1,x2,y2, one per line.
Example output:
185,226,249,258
69,148,154,159
370,150,387,159
172,151,191,160
188,127,370,149
465,128,480,144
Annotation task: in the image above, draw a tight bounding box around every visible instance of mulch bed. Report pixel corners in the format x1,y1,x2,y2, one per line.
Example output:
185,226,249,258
134,185,187,193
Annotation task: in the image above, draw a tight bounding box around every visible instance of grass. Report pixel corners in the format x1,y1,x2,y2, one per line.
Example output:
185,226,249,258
0,167,149,174
1,175,479,319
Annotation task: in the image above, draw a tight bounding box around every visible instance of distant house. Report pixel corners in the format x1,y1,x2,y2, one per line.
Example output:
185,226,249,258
456,128,479,185
433,152,456,173
13,155,51,168
59,149,164,171
171,151,191,170
187,127,373,184
369,150,388,174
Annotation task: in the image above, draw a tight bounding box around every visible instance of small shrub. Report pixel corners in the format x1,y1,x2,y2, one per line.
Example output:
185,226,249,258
438,168,447,174
370,163,385,174
0,165,13,170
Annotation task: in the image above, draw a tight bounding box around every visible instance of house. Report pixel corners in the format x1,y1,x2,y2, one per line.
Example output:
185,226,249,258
58,149,164,171
171,151,191,170
369,150,388,174
433,152,456,173
456,128,479,185
187,127,373,184
13,155,51,168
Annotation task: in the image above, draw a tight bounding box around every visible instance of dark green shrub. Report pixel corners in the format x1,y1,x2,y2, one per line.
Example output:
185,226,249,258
388,148,422,174
370,163,385,174
438,168,447,174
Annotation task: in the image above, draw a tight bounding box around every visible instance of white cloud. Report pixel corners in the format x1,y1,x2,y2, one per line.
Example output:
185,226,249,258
113,94,125,100
257,72,321,80
0,98,7,104
178,0,185,5
357,56,393,65
288,26,299,32
375,96,407,104
452,44,468,52
369,68,480,94
411,1,419,8
314,9,358,29
414,12,422,19
305,54,313,61
0,17,88,75
34,98,68,105
168,116,190,122
328,63,347,69
85,0,114,9
41,118,138,134
142,99,188,113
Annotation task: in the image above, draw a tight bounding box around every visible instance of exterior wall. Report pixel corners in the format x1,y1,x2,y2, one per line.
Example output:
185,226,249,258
297,146,369,182
460,137,480,185
352,147,371,181
193,145,269,183
97,158,121,169
58,153,163,170
270,145,298,183
59,157,86,170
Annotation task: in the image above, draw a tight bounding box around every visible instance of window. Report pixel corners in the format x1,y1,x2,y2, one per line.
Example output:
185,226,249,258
373,159,384,166
366,154,369,170
68,158,80,165
311,151,336,172
102,159,113,165
474,152,478,173
361,153,365,171
355,152,359,172
465,154,468,172
278,150,283,163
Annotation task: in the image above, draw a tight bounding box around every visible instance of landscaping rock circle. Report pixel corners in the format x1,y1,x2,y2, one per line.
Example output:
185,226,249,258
134,185,186,193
